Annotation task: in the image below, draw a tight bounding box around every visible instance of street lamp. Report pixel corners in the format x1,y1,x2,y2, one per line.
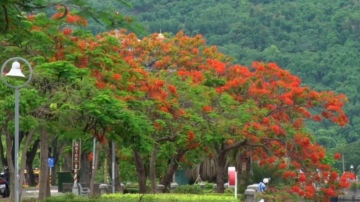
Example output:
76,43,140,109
350,165,356,181
1,57,33,202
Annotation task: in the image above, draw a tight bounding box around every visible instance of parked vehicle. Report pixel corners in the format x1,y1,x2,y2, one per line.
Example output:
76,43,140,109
0,167,10,198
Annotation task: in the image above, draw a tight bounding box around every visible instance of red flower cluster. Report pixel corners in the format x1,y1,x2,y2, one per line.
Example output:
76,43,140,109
202,105,212,113
187,131,195,142
334,153,341,160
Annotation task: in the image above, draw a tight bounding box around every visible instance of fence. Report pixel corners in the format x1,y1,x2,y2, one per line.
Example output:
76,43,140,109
244,184,360,202
335,197,360,202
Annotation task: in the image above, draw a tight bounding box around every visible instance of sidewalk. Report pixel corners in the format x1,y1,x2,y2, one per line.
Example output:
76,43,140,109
23,186,58,190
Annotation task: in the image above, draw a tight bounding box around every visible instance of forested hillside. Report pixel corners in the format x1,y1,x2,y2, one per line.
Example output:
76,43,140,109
88,0,360,148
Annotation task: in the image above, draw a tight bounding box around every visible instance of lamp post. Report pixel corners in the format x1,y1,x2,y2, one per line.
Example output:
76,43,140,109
351,165,354,173
1,57,33,202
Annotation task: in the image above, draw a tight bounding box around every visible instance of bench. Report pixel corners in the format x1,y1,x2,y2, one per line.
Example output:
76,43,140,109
78,183,90,196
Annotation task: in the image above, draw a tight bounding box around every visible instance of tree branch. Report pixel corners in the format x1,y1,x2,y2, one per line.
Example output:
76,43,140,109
265,105,292,117
222,139,247,153
155,134,178,143
245,143,272,156
2,5,9,33
13,2,68,20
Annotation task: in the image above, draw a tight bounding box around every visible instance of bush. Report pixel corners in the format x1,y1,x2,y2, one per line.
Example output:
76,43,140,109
224,188,234,194
173,185,202,194
256,188,301,202
204,183,214,190
124,188,140,194
350,182,358,191
103,193,239,201
44,193,239,202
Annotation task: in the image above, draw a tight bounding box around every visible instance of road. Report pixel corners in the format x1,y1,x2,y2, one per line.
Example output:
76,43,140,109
0,186,63,201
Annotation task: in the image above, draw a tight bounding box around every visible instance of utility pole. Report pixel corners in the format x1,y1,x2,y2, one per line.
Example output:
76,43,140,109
342,154,345,173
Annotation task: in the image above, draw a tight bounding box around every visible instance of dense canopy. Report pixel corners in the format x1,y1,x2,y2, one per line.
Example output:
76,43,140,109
0,1,356,201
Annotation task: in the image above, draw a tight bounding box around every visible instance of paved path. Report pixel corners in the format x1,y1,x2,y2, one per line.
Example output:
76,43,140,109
0,186,63,201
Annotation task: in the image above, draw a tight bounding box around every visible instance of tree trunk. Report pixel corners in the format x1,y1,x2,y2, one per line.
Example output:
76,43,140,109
0,134,7,166
50,166,56,186
114,156,122,192
216,152,227,193
38,130,49,200
132,147,147,193
149,144,159,193
160,149,187,191
5,128,34,201
26,138,40,186
46,169,51,197
63,154,72,172
49,136,59,187
50,136,61,186
80,151,91,185
10,133,25,165
18,131,36,200
26,165,35,186
237,148,250,185
5,130,15,202
90,142,100,196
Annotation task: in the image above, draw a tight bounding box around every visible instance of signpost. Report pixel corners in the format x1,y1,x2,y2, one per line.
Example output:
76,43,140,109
228,167,237,199
48,158,54,186
72,140,81,195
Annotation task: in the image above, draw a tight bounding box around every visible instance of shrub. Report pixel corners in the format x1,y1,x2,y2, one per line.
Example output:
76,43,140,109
173,185,202,194
350,182,358,191
224,188,234,194
204,183,214,190
103,193,239,201
44,193,239,202
256,188,302,202
124,188,140,194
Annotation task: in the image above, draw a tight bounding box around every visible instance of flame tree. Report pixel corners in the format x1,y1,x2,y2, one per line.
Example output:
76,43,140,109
112,31,350,198
8,9,351,199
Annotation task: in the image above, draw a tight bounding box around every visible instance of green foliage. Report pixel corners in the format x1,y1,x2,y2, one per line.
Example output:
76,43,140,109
99,0,360,147
124,188,140,193
256,188,302,202
329,140,360,172
0,0,145,36
42,193,240,202
173,185,203,194
35,61,88,81
224,188,234,194
102,193,239,202
204,183,214,190
2,1,355,198
350,182,358,192
245,163,284,187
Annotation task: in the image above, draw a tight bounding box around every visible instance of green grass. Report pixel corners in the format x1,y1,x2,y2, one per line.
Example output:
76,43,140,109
42,193,242,202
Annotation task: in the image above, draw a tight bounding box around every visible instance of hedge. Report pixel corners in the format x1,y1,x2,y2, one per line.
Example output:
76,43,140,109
43,193,240,202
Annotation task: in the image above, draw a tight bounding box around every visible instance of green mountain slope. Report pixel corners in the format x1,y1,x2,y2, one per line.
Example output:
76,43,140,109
89,0,360,147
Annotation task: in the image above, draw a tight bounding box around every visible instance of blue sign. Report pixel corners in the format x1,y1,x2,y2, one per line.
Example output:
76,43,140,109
48,158,55,168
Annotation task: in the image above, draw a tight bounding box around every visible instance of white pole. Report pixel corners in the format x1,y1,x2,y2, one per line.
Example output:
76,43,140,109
112,141,115,193
234,171,237,199
0,58,34,202
49,168,52,186
92,138,96,171
14,88,19,202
